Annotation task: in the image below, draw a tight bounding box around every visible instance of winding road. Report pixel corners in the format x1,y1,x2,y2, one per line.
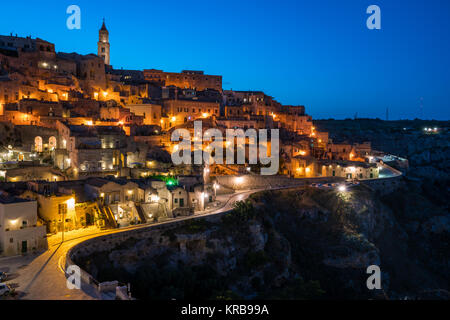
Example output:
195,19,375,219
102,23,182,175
0,189,263,300
0,164,401,300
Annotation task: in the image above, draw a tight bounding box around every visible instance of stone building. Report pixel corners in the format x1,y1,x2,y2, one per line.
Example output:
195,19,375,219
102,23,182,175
216,115,268,130
144,69,222,91
288,156,318,178
162,98,220,129
223,90,279,117
55,122,128,174
21,187,78,234
0,34,84,109
99,104,144,126
127,103,162,125
319,160,379,180
325,143,355,161
0,192,47,256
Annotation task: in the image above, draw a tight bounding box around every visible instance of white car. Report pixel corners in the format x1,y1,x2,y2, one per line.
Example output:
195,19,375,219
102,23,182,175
0,283,11,296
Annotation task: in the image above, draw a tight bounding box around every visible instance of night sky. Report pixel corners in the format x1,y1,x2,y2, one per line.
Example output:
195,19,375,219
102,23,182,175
1,0,449,120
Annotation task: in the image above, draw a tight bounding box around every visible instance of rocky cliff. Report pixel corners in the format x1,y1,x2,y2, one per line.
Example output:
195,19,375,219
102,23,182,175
75,182,449,300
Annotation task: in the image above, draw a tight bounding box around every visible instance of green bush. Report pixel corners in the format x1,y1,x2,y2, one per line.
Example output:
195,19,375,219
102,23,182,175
181,219,210,234
222,200,256,227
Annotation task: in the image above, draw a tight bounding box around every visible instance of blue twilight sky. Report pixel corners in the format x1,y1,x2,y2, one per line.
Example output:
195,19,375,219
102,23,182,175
0,0,449,120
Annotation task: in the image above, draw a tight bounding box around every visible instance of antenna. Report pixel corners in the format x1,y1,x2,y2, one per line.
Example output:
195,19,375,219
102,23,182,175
386,107,389,121
419,97,424,120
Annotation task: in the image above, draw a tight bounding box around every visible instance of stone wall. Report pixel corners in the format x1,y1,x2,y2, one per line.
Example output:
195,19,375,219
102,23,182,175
214,175,344,191
361,176,404,195
360,165,403,195
5,166,65,182
15,125,58,150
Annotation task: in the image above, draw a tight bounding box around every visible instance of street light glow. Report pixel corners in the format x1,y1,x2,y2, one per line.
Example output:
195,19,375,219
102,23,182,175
338,185,347,192
67,198,75,210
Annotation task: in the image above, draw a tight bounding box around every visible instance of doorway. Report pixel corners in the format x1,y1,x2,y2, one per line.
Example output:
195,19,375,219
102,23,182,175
21,241,27,254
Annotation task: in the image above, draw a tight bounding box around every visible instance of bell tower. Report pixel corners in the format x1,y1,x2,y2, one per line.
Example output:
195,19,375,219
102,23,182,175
98,18,110,65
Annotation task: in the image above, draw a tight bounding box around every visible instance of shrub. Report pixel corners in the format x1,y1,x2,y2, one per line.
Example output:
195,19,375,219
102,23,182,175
222,200,256,227
182,219,209,234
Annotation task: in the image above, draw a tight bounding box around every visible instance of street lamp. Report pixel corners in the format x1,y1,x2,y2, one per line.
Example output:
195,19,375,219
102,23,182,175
213,183,219,197
235,176,244,185
200,192,206,211
338,185,347,192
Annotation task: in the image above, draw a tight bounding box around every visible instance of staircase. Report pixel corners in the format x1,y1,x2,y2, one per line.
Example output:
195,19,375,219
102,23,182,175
99,205,118,229
160,202,171,218
135,204,147,223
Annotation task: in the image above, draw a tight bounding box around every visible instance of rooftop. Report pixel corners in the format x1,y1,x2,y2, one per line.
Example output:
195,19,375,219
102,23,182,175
0,192,33,205
318,159,377,169
68,125,125,137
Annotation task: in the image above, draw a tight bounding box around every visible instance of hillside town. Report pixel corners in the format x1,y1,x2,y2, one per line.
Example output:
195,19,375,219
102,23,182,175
0,21,397,258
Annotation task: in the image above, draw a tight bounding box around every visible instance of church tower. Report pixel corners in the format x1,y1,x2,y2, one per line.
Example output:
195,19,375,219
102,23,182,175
98,19,110,65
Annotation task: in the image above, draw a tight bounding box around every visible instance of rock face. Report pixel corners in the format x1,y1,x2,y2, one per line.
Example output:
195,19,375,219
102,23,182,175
74,179,449,300
314,119,450,299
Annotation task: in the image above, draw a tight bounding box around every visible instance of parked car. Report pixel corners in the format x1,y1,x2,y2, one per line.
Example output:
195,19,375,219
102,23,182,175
0,272,6,282
0,283,11,296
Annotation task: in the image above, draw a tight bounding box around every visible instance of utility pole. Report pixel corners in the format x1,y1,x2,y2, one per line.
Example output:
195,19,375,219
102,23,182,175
420,97,424,120
61,206,65,243
386,107,389,121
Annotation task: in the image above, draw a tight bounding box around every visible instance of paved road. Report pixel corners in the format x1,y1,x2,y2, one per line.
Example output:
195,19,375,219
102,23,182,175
0,189,263,300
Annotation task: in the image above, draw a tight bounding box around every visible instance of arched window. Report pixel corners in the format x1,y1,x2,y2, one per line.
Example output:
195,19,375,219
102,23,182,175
35,136,43,153
49,136,57,150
